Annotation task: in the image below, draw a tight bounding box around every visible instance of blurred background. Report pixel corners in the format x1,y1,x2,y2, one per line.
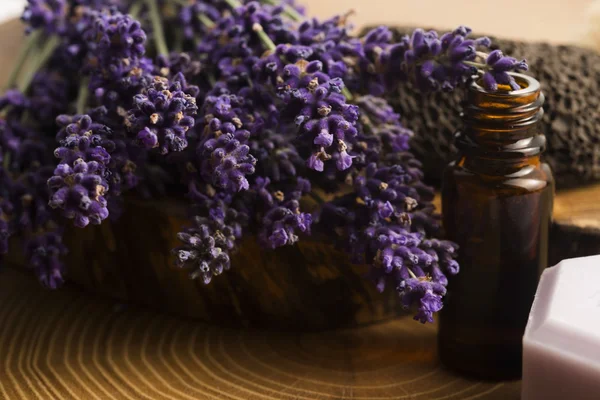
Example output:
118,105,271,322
1,0,597,44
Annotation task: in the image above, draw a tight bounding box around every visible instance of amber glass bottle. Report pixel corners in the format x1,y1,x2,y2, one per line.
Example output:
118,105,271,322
438,73,554,380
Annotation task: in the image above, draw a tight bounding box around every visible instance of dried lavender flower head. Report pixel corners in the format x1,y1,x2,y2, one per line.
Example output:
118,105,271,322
22,0,68,34
127,75,198,155
360,24,528,92
48,114,111,228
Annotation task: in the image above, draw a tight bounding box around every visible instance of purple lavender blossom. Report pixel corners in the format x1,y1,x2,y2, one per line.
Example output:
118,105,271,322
173,196,247,284
21,0,67,34
354,162,424,223
0,90,30,112
179,1,221,39
353,95,413,166
256,177,312,249
249,129,303,182
26,231,68,289
83,8,151,103
398,277,446,323
84,9,146,65
48,114,110,228
279,61,358,172
199,1,297,87
29,71,71,125
198,94,257,192
127,75,198,155
482,50,528,91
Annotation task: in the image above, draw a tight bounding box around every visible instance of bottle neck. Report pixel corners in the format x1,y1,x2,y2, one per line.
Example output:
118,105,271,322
455,73,545,176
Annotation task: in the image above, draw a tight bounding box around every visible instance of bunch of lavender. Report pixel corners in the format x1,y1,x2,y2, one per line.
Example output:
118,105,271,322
0,0,530,324
157,0,527,322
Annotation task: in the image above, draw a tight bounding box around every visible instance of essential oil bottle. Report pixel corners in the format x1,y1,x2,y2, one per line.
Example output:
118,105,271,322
438,73,554,380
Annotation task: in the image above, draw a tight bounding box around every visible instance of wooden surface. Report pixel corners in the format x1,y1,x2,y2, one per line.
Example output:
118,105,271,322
0,266,522,400
549,184,600,265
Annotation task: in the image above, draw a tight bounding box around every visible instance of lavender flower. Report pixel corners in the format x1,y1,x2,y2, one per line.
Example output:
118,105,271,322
127,75,198,154
256,177,312,249
279,61,358,172
199,1,297,87
249,129,303,182
398,277,446,323
353,95,413,166
48,114,110,228
173,196,247,284
84,9,146,65
0,90,30,113
21,0,67,34
26,231,68,289
29,70,71,125
353,158,435,227
179,1,221,39
83,8,151,103
482,50,529,91
198,94,256,192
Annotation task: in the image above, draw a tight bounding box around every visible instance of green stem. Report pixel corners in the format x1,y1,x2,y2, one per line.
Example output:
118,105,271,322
17,35,61,94
76,78,89,115
5,30,43,90
262,0,303,22
173,25,183,53
128,1,144,19
223,0,242,8
2,151,10,172
463,60,487,70
407,268,418,279
198,14,215,29
207,74,216,87
166,0,188,6
252,23,276,52
342,86,353,101
475,51,488,59
146,0,169,56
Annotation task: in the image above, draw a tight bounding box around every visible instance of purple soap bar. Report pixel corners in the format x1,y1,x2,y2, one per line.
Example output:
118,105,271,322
522,255,600,400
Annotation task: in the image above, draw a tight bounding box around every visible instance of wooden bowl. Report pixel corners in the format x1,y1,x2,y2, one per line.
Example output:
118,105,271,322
41,198,404,330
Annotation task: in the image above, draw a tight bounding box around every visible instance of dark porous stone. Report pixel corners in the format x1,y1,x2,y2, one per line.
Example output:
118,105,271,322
365,26,600,189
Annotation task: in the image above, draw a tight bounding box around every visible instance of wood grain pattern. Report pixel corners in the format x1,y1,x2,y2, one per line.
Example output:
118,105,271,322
0,266,522,400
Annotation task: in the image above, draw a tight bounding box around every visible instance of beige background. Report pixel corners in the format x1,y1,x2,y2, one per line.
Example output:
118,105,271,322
1,0,598,44
304,0,597,44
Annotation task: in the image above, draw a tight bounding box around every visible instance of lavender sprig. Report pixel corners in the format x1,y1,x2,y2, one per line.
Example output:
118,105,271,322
279,61,358,172
48,114,111,228
173,192,247,283
197,94,257,192
21,0,68,34
127,75,198,154
26,230,68,289
255,176,312,249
